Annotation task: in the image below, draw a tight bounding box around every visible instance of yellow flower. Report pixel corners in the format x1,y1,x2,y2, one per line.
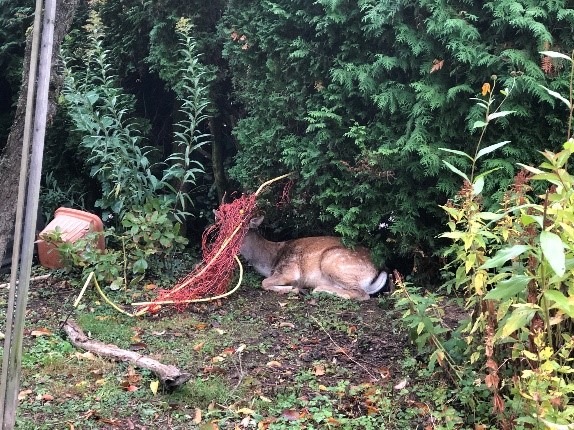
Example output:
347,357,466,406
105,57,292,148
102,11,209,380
481,82,491,96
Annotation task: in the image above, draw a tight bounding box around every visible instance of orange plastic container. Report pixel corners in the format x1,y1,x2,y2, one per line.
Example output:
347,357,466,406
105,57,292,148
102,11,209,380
37,207,105,269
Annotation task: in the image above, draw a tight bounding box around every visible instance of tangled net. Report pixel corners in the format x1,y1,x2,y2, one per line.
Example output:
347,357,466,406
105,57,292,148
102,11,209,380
134,174,290,314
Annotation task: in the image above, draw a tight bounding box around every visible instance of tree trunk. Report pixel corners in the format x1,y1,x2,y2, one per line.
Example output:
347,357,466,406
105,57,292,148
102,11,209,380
0,0,79,267
209,116,229,203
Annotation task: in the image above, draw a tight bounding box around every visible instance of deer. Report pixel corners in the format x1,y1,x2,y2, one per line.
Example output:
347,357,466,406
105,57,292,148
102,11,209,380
239,216,389,301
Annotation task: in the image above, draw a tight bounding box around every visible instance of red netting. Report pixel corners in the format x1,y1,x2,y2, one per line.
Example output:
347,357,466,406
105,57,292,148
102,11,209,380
141,193,258,313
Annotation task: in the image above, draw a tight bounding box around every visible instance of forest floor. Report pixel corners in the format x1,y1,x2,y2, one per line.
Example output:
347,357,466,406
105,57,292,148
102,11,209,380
0,267,458,429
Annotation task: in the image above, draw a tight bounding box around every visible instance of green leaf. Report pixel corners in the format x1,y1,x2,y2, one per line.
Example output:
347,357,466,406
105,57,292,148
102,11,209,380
539,85,572,109
484,275,531,300
476,141,510,160
539,51,573,61
472,176,484,195
487,111,514,122
517,163,543,174
480,245,531,269
540,231,566,277
438,147,473,160
544,290,574,318
442,161,469,182
496,305,537,340
472,120,488,129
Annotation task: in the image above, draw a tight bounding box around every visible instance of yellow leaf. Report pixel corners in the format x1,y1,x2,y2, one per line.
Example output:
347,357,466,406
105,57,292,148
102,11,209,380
266,360,282,368
193,342,205,351
473,270,488,295
236,407,255,415
149,380,159,395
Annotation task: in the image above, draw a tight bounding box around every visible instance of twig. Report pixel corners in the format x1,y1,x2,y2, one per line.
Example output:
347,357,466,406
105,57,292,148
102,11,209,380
310,315,379,381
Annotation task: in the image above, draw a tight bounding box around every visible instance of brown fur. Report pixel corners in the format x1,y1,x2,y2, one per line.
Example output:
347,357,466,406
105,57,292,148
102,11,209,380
240,217,388,301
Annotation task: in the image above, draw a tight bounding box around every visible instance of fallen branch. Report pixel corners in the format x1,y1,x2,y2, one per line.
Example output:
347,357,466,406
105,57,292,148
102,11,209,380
0,274,51,289
62,319,191,391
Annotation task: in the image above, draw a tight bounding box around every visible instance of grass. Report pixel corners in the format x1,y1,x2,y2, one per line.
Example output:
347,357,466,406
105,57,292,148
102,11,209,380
0,268,461,429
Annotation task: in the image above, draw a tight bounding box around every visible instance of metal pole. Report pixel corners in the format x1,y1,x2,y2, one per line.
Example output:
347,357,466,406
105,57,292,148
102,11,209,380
0,0,56,426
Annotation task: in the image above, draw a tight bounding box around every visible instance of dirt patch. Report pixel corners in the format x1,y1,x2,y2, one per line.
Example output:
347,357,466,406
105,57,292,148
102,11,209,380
1,272,427,429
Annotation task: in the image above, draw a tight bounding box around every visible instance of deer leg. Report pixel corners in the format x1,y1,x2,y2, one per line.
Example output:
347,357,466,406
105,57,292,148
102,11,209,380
261,275,300,294
312,285,370,301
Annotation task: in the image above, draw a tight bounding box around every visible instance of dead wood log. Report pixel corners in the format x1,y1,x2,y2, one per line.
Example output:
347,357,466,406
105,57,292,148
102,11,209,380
62,319,191,391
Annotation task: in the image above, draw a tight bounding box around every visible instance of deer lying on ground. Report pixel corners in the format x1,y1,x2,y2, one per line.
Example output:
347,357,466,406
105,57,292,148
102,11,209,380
239,216,388,301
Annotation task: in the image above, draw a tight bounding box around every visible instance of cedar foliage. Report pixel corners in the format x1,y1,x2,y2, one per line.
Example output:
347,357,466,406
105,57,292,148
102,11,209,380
222,0,574,268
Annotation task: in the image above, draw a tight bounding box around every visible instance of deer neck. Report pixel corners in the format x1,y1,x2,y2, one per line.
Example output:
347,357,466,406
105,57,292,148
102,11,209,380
240,231,284,277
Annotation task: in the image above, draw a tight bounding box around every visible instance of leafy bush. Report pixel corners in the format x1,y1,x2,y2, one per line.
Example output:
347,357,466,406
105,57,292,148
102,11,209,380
56,11,212,287
61,11,210,224
396,50,574,428
221,1,573,269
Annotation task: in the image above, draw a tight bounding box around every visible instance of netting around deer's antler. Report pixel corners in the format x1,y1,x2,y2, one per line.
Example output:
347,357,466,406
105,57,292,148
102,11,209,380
137,193,258,313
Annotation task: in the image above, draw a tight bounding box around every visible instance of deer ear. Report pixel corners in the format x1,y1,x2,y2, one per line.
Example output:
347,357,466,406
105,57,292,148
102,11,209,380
249,216,265,228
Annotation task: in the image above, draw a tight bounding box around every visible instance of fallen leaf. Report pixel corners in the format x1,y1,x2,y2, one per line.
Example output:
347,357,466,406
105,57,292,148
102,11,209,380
279,322,295,329
281,409,301,421
152,330,166,336
314,365,325,376
149,380,159,395
394,379,408,390
144,283,157,291
75,351,96,360
41,393,54,402
193,342,205,351
237,407,255,415
240,416,253,427
199,421,219,430
129,342,147,351
18,389,33,400
379,367,391,379
259,395,272,403
266,360,282,368
211,356,224,363
236,343,246,354
193,408,202,424
278,302,288,307
125,366,141,384
213,328,225,335
221,347,235,356
30,327,52,337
